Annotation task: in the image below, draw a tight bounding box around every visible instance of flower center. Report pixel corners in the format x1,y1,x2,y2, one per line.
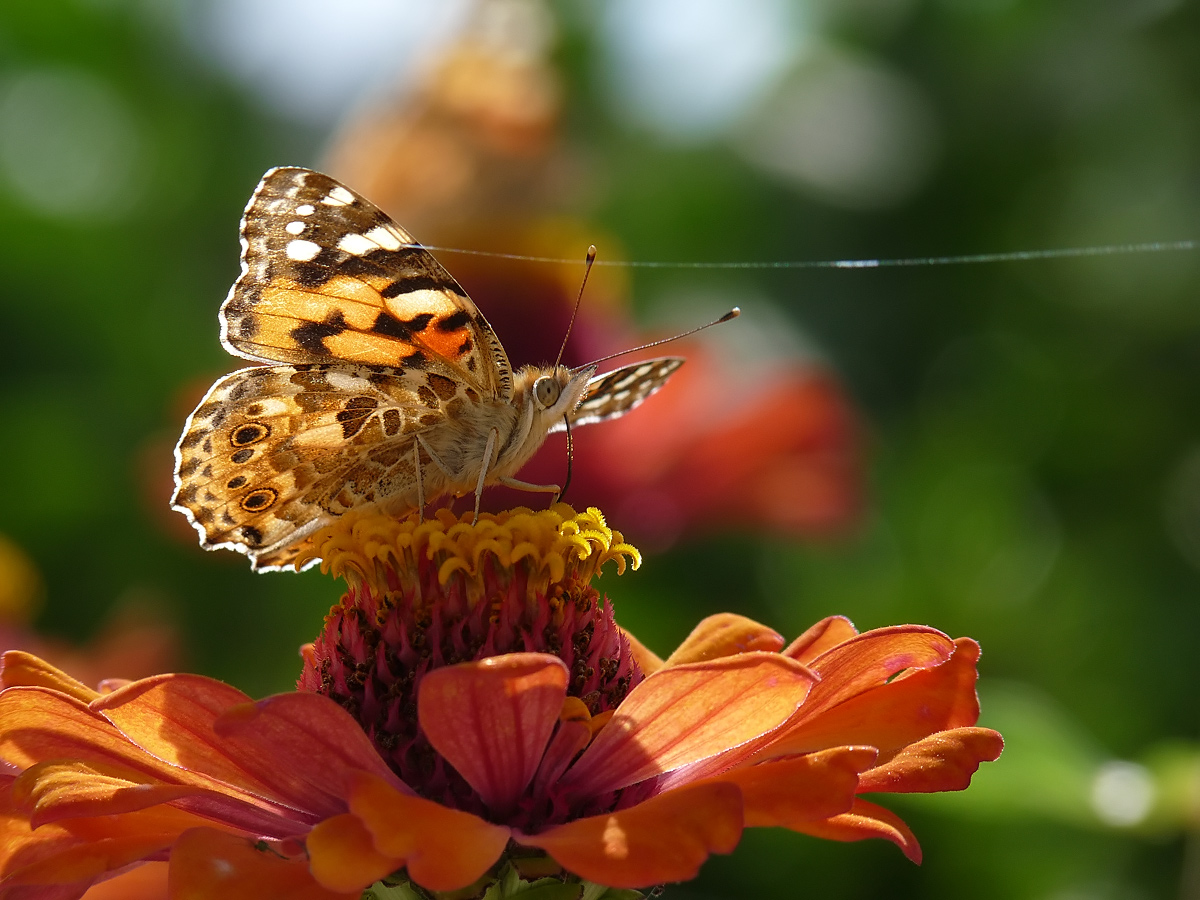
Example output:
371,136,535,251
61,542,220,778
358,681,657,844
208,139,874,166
297,505,645,824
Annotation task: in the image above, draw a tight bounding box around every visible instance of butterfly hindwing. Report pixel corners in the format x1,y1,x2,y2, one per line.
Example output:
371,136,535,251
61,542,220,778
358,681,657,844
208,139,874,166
559,357,684,430
219,167,513,399
171,362,479,571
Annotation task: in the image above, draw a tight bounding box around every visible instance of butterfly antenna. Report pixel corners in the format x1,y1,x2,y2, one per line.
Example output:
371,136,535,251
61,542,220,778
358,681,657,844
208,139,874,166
573,307,741,371
555,245,597,368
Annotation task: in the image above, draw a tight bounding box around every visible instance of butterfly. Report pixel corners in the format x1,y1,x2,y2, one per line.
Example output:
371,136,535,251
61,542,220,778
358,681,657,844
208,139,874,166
171,167,684,572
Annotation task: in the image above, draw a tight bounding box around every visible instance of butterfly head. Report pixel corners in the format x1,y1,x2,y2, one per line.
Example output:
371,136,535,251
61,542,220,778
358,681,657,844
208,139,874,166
517,364,596,425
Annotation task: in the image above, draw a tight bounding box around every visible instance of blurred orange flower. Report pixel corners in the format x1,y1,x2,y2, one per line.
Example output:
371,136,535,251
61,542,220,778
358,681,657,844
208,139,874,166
0,507,999,898
325,11,862,551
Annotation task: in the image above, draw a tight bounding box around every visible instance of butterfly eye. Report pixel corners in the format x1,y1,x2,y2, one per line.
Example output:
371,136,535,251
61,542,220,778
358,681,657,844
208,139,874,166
533,376,560,408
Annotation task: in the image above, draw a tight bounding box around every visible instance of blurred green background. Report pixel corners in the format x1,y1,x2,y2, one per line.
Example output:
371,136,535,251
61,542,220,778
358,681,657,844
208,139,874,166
3,0,1200,897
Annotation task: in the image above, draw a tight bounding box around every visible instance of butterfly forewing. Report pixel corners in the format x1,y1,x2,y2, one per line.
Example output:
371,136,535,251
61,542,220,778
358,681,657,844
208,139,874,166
561,357,684,429
220,167,512,399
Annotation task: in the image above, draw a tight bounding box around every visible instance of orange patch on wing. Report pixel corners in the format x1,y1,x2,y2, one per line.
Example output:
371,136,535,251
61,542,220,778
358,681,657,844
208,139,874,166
323,331,415,364
253,288,370,326
421,322,472,361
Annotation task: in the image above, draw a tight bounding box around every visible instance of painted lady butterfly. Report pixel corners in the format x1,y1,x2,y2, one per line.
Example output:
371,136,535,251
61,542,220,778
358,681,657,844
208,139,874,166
172,167,683,571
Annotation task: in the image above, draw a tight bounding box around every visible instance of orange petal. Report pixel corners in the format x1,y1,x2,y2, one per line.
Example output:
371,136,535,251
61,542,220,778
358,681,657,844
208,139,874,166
417,653,567,814
789,626,956,726
619,627,664,676
0,687,194,781
3,800,207,888
307,813,399,893
15,760,202,824
562,653,817,796
81,861,168,900
344,771,510,892
857,727,1003,794
783,616,858,666
93,676,280,801
212,691,408,814
518,781,743,888
1,650,99,701
168,827,358,900
789,797,922,863
718,747,878,828
663,614,785,667
769,638,983,758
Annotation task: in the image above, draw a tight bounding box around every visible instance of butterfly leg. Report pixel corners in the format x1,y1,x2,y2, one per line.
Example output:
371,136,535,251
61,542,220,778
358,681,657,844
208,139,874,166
472,428,500,524
495,477,563,507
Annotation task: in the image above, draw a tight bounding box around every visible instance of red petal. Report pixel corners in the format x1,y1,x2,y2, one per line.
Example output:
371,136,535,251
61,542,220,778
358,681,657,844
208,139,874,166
168,827,357,900
344,772,510,892
857,727,1004,794
719,747,878,827
770,638,983,758
562,653,817,796
417,653,568,814
663,614,784,667
306,813,398,893
789,798,922,863
783,616,858,665
518,781,743,888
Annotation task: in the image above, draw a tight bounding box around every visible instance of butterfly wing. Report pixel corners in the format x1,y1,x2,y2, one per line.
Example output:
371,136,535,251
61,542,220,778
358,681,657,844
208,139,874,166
172,363,462,571
552,357,684,432
220,167,513,400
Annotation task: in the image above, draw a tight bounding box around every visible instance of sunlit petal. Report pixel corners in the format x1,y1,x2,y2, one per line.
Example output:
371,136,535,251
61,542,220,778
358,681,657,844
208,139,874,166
769,638,982,758
782,616,858,665
518,780,743,888
562,653,817,795
663,613,784,666
857,726,1003,794
1,650,99,702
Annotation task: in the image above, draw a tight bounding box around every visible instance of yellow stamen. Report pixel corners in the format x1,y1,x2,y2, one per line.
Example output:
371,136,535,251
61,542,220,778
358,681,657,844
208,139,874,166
298,504,641,601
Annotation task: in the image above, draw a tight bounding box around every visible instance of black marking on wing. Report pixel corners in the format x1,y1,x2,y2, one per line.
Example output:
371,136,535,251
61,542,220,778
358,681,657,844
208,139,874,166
291,310,348,355
566,358,685,429
438,310,472,332
370,311,434,340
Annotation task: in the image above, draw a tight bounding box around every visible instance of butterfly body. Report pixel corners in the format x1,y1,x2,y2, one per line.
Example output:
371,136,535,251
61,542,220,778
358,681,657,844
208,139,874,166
172,167,683,571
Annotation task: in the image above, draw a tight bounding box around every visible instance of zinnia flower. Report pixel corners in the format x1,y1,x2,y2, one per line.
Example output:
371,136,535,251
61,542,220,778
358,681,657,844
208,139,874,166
0,507,1000,899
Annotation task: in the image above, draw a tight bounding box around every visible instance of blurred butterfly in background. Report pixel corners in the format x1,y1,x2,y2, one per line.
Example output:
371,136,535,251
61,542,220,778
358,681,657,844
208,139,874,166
171,167,696,571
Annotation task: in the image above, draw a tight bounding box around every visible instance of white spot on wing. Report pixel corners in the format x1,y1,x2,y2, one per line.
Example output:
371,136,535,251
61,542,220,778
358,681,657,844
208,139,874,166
285,220,305,235
365,225,402,251
285,239,321,261
338,232,377,256
326,371,371,392
322,186,355,206
296,204,315,216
